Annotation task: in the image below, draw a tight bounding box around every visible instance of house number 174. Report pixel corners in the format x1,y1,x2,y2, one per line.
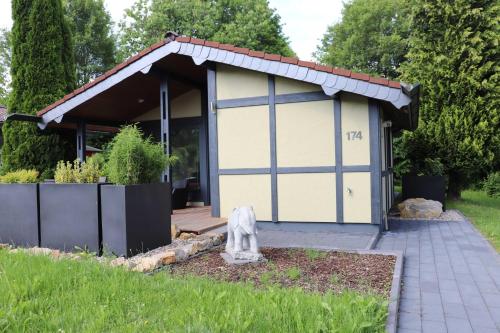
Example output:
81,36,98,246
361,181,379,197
346,131,362,141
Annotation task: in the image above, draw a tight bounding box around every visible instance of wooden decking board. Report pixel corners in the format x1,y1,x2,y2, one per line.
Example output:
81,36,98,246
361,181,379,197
172,206,227,234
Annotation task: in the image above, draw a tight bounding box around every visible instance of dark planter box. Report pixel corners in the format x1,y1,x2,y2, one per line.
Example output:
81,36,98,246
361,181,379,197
101,183,171,257
0,184,39,247
402,175,446,208
39,183,101,253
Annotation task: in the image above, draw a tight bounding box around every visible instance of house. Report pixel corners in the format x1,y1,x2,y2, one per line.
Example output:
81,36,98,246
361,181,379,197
22,32,419,231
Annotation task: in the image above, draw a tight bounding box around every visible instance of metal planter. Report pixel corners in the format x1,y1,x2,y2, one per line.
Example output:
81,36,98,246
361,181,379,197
39,183,101,253
101,183,171,257
0,184,39,247
402,174,446,208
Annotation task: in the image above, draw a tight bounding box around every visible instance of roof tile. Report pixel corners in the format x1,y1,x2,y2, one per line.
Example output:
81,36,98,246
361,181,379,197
190,38,205,45
281,56,299,65
264,53,281,61
350,72,370,81
248,50,265,58
233,47,249,55
388,80,401,88
38,35,407,116
219,43,235,51
176,36,191,43
205,40,220,48
369,76,389,86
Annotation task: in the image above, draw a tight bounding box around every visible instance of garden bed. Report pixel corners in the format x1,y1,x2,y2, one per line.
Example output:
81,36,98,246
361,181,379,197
168,247,396,296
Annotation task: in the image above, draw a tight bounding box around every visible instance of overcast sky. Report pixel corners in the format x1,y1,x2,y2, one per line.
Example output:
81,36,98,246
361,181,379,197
0,0,343,60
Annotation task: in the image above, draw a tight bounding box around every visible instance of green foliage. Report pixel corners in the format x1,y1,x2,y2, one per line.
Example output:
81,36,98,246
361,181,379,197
2,0,76,175
106,125,176,185
0,250,388,332
63,0,117,86
483,172,500,198
118,0,294,61
54,159,102,184
285,267,301,281
448,190,500,250
315,0,411,79
394,132,445,177
0,169,38,183
0,28,11,105
399,0,500,198
305,248,327,261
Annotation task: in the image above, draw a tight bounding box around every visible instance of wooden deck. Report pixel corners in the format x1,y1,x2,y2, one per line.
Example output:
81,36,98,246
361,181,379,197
172,206,227,234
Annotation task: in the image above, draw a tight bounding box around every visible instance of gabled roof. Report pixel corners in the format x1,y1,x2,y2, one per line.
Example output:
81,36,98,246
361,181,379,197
0,105,7,123
37,33,418,128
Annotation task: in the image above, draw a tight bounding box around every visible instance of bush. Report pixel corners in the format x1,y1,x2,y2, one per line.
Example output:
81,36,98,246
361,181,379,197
106,125,176,185
54,159,103,184
483,172,500,198
0,169,39,183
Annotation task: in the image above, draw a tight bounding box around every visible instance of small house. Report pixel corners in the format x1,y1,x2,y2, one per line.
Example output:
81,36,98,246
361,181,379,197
22,33,419,232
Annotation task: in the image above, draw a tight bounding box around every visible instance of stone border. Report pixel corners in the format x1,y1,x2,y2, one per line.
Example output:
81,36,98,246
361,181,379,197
348,249,403,333
365,231,381,250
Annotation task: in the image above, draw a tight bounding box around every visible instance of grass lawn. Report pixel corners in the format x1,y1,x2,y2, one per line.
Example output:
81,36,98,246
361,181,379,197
447,190,500,251
0,249,388,332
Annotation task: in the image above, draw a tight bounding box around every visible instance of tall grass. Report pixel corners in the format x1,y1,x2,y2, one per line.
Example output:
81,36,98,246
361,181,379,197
0,249,387,332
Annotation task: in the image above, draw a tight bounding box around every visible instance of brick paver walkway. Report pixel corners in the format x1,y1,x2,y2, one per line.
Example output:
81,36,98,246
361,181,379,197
377,218,500,333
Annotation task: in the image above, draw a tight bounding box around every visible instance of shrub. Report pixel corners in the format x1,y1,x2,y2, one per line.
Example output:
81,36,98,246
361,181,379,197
106,125,176,185
0,169,39,183
54,159,103,184
483,172,500,198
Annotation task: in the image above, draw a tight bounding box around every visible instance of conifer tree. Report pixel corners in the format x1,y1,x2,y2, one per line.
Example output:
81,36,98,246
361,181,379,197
2,0,76,176
399,0,499,199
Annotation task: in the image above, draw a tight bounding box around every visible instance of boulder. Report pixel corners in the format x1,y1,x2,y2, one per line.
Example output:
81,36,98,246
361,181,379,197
398,198,443,219
171,224,180,239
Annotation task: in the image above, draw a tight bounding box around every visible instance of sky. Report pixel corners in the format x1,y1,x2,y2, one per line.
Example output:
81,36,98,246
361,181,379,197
0,0,343,61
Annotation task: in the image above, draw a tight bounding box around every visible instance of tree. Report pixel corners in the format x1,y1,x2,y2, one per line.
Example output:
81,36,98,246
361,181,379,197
314,0,411,79
399,0,499,199
118,0,294,61
64,0,116,86
0,28,11,106
1,0,76,176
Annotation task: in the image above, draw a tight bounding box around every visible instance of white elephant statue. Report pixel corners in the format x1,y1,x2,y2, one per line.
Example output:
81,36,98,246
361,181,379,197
225,206,263,261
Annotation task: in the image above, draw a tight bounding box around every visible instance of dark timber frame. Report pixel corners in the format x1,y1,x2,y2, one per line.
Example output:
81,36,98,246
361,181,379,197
207,64,386,226
76,120,86,162
160,77,170,182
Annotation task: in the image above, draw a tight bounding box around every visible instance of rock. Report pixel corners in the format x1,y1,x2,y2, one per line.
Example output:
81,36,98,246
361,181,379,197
132,255,163,272
178,232,196,240
27,247,53,256
171,224,180,239
398,198,443,219
0,243,10,249
161,250,176,265
110,257,128,268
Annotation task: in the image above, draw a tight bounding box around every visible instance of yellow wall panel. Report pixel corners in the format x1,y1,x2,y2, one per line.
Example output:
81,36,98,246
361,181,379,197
341,93,370,166
219,174,272,220
132,89,201,121
217,105,270,169
278,173,336,222
275,76,322,95
276,100,335,167
216,64,268,100
343,172,371,223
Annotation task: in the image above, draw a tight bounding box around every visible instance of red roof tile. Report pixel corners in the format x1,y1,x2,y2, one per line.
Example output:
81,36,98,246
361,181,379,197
37,34,405,116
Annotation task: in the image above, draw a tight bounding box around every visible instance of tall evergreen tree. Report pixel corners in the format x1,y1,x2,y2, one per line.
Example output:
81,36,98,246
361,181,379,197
118,0,294,61
315,0,411,79
399,0,499,199
1,0,76,176
64,0,116,86
0,28,11,106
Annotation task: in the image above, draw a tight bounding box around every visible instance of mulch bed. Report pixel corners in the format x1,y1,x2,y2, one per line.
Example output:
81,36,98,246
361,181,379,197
167,247,395,296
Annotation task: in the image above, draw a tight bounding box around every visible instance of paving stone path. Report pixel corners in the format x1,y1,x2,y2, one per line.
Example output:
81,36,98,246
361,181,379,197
377,218,500,333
